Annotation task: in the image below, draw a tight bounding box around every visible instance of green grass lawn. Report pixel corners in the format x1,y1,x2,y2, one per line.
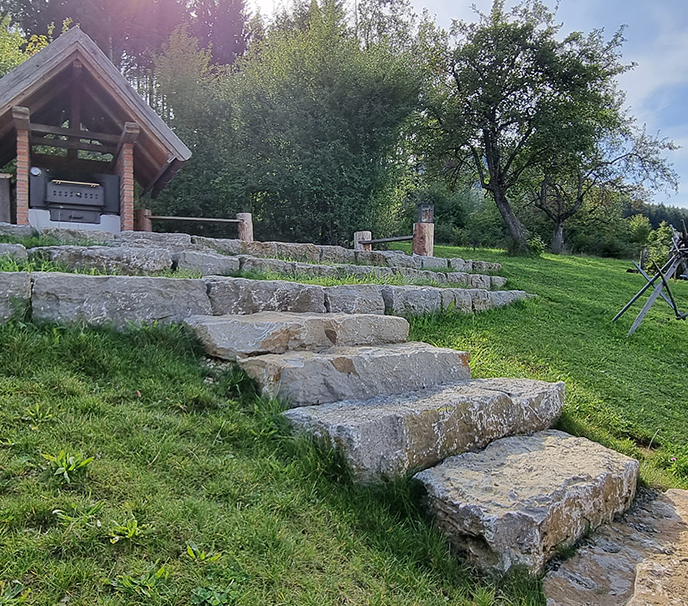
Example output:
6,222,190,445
1,246,687,604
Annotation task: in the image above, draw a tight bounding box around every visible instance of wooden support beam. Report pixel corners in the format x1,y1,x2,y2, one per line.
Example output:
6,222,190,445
30,135,116,154
141,155,173,196
68,59,82,160
30,123,120,144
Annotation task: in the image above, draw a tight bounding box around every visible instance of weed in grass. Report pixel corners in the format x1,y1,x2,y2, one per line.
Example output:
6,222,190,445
186,542,223,563
190,582,239,605
53,501,104,535
108,516,149,544
20,403,53,429
107,562,169,599
0,580,30,604
42,451,94,484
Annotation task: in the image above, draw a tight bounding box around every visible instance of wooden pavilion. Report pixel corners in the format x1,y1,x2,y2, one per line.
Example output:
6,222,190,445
0,27,191,232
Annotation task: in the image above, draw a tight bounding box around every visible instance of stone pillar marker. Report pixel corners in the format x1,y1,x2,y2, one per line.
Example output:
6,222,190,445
0,173,11,224
12,106,30,226
354,231,372,251
413,222,434,257
237,212,253,242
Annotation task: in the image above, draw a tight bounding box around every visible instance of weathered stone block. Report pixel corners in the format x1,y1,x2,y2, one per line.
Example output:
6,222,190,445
467,274,492,289
119,231,192,246
490,290,528,308
381,285,443,316
420,256,448,270
470,289,492,312
491,275,508,288
445,272,470,286
0,271,30,323
274,242,321,263
29,246,173,275
174,250,240,275
39,227,117,244
0,243,28,262
241,241,278,258
544,488,688,606
380,251,418,268
239,256,295,275
285,378,564,484
31,273,212,329
191,236,242,256
185,312,409,360
239,342,471,407
318,245,356,264
293,262,339,279
448,258,472,272
472,260,502,273
205,277,326,315
0,222,34,238
414,430,639,574
354,250,388,266
444,289,474,313
324,284,385,314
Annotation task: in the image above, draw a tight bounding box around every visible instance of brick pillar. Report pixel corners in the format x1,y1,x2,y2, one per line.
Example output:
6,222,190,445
15,128,30,225
116,142,135,231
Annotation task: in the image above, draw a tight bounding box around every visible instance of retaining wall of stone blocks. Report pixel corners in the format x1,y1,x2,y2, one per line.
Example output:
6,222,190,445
0,271,530,330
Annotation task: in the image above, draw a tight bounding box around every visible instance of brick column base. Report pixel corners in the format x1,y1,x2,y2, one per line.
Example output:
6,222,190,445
116,142,135,231
15,128,29,225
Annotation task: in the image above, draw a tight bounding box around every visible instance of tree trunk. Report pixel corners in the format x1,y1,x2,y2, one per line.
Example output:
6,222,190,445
492,188,529,253
551,222,565,254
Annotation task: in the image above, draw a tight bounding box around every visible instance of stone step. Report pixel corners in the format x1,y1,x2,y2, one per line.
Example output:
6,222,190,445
413,430,639,575
238,342,471,407
284,378,565,484
543,488,688,605
184,312,410,360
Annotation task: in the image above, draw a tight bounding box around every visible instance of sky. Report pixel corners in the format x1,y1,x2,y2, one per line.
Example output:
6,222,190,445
249,0,688,209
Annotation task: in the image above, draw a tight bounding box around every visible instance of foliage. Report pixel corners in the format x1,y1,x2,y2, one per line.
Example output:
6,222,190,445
0,581,30,604
233,0,420,244
647,221,674,268
190,582,239,605
107,562,169,599
0,15,31,76
41,450,93,484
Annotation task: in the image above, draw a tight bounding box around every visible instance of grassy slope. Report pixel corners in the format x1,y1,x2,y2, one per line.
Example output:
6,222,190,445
2,245,687,604
0,323,538,605
398,244,688,488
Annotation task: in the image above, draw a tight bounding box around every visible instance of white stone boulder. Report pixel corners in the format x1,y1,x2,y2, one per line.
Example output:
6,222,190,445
239,342,471,407
0,271,31,323
174,250,240,275
29,245,173,275
205,277,326,315
414,430,639,574
184,312,409,360
31,273,212,329
191,236,243,256
0,243,28,262
285,378,565,484
544,488,688,605
324,284,385,314
381,285,444,315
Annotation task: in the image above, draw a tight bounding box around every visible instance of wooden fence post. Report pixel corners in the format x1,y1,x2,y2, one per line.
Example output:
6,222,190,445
412,222,434,257
353,231,372,251
135,208,153,232
237,212,253,242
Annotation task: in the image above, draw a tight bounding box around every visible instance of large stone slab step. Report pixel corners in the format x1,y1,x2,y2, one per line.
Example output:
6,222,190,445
543,488,688,606
184,312,410,360
238,342,471,407
413,430,639,575
284,378,565,484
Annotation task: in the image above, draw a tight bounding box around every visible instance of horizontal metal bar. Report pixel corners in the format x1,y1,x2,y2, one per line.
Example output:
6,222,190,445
360,235,413,244
149,216,242,224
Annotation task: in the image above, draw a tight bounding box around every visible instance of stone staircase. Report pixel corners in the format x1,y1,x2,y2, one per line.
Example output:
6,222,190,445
185,311,640,577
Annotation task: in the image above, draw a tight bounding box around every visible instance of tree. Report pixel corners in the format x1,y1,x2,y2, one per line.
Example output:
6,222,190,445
234,0,420,244
0,14,32,76
420,0,635,253
190,0,248,65
527,124,678,253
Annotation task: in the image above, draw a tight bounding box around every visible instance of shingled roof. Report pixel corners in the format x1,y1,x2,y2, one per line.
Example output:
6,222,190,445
0,27,191,197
